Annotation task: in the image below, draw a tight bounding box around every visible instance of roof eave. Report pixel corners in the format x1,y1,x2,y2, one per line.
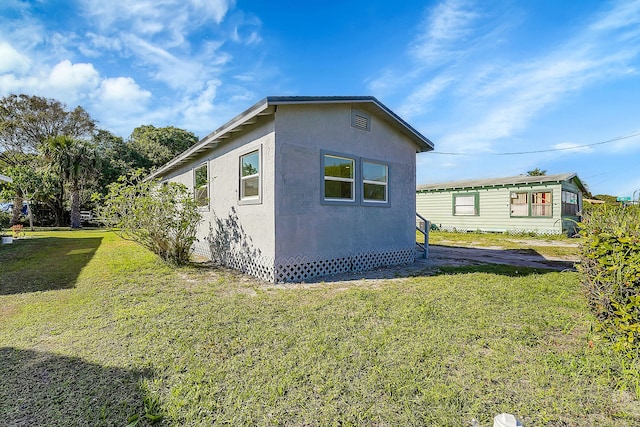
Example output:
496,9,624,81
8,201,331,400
146,98,274,180
148,96,434,180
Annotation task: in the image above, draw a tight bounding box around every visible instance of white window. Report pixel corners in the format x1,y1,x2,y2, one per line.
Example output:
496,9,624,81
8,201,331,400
454,194,478,215
240,150,260,201
362,161,388,203
510,192,528,216
510,191,552,217
531,191,552,217
194,163,208,207
324,154,355,201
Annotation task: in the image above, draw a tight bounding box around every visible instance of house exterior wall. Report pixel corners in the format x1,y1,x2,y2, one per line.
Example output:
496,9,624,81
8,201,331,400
272,103,418,281
417,181,580,235
163,117,278,280
162,100,426,283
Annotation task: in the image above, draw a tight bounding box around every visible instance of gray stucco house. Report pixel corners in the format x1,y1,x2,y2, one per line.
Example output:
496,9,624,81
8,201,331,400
148,96,434,282
416,173,586,235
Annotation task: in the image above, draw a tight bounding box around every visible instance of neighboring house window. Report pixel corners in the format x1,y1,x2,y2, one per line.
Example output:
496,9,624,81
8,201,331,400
362,161,388,203
453,193,478,216
510,191,552,217
324,154,355,201
510,192,529,216
194,163,208,207
240,150,260,201
562,190,579,215
531,191,552,217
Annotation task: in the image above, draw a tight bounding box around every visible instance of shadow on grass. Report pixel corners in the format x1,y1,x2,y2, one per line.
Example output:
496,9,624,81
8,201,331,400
426,244,576,272
0,347,158,426
302,245,576,283
0,236,103,295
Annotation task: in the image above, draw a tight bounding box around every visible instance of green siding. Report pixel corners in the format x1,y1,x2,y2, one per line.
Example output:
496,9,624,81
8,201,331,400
416,182,578,234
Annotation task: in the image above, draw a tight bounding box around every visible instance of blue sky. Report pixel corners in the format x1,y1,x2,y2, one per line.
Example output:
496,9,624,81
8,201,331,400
1,0,639,197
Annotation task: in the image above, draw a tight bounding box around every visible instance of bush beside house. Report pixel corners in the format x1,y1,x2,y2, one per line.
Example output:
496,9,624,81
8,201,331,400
578,205,640,354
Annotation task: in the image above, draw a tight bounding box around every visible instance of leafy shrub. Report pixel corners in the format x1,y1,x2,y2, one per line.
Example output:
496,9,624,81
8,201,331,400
95,170,202,266
577,204,640,354
0,211,10,230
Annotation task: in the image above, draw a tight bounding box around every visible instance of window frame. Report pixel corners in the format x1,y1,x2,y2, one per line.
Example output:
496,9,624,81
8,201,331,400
452,192,479,216
531,191,553,217
361,158,389,206
561,190,579,216
321,151,357,205
239,147,262,205
193,162,209,210
510,190,553,218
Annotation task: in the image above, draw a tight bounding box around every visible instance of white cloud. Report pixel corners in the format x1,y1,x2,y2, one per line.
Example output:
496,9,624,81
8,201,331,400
48,60,100,92
78,0,234,40
398,75,455,117
122,35,230,92
410,0,479,64
99,77,151,104
394,0,640,157
0,41,31,74
551,142,594,153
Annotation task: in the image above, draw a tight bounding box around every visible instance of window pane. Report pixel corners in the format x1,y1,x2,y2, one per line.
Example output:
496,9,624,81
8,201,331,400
456,205,476,215
455,195,475,206
325,155,354,179
363,162,387,182
195,187,208,206
242,176,259,198
531,192,552,217
510,192,528,216
194,164,208,206
195,164,207,187
532,205,551,216
455,195,476,215
532,192,551,204
364,183,386,201
325,180,353,199
241,151,259,177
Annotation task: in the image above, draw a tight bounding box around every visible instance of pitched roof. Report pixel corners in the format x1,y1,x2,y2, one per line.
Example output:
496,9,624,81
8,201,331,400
0,173,12,183
147,96,434,180
417,172,587,193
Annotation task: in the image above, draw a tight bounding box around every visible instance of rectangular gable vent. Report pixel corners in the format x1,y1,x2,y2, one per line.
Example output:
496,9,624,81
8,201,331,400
351,109,371,131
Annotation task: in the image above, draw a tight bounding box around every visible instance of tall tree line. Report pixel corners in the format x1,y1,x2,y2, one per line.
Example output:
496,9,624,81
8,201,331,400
0,94,198,228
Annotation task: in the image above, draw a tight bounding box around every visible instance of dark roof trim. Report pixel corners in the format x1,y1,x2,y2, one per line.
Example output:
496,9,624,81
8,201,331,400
417,173,588,194
147,96,433,180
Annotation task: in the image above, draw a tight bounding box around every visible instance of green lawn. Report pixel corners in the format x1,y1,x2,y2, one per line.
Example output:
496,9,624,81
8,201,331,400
1,230,638,426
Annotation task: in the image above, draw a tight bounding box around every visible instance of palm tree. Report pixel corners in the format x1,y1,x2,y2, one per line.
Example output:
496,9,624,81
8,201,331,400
45,136,98,228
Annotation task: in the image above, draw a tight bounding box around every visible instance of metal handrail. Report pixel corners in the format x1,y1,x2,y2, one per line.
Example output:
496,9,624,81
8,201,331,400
416,213,429,259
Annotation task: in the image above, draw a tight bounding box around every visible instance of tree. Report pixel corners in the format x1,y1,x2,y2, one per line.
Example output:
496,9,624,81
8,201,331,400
0,94,95,163
0,159,56,230
0,94,96,225
93,129,138,195
527,168,547,176
128,125,198,170
45,136,99,228
95,170,202,265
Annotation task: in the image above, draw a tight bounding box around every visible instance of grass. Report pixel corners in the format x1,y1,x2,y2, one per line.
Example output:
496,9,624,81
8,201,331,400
419,230,579,259
1,230,638,426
